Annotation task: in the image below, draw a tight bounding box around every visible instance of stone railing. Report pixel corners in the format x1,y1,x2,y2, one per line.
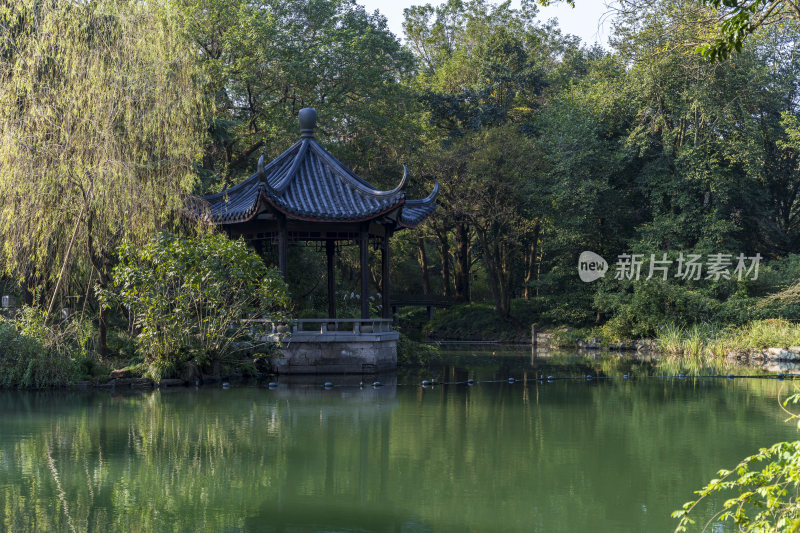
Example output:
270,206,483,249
243,318,398,373
293,318,394,335
242,318,395,336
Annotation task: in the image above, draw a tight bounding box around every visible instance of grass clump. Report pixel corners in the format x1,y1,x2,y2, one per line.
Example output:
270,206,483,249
549,328,595,348
656,323,725,357
655,319,800,357
730,319,800,349
0,306,94,388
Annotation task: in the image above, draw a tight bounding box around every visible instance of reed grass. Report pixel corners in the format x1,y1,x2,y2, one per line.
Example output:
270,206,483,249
655,319,800,357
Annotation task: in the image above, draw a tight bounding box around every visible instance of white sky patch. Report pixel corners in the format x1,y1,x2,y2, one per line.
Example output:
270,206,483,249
357,0,616,48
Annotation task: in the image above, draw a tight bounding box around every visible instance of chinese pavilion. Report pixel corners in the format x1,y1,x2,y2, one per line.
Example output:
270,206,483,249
192,108,439,320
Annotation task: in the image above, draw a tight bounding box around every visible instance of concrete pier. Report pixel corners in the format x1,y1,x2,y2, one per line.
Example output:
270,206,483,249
253,319,398,374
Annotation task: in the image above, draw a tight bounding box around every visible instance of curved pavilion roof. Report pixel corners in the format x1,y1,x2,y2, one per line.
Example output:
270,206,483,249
194,109,438,230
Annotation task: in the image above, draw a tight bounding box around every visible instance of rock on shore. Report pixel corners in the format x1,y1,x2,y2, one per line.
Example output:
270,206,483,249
727,346,800,362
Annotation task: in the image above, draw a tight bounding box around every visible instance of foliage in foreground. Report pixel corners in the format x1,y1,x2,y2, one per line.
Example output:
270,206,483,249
0,307,93,388
106,232,290,381
673,382,800,532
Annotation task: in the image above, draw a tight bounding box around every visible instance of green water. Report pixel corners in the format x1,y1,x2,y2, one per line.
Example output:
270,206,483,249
0,350,798,532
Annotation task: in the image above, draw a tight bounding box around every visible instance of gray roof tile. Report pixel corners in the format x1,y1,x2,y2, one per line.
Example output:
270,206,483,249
192,113,438,227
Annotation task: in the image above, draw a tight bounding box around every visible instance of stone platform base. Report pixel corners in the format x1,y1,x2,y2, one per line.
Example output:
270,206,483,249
270,331,398,374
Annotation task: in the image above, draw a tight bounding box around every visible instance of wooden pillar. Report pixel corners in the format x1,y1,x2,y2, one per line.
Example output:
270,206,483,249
278,215,288,278
381,231,391,319
360,224,369,319
326,239,336,319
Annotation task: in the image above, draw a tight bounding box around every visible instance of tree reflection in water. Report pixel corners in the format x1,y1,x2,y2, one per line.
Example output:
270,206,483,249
0,351,795,532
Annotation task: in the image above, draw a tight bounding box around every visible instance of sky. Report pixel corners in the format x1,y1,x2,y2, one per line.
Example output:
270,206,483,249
357,0,616,48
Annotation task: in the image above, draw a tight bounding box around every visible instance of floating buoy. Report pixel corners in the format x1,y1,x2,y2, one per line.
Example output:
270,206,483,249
508,378,515,384
268,382,278,389
373,381,382,388
421,380,431,387
323,382,334,388
467,378,474,385
678,374,686,379
623,374,630,379
586,375,593,381
778,373,785,380
547,375,554,381
727,374,735,380
222,382,230,389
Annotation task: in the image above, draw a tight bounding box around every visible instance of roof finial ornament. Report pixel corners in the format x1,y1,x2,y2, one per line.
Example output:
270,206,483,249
257,154,266,180
298,108,317,138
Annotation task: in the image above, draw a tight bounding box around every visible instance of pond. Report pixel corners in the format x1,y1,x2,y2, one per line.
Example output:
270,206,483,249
0,348,797,532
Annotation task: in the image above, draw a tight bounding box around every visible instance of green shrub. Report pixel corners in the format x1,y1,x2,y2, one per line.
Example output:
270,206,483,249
422,300,545,341
538,303,596,328
423,302,510,340
548,328,594,347
595,280,722,339
298,308,327,319
397,333,441,367
743,253,800,298
395,307,430,341
106,231,291,381
0,306,93,388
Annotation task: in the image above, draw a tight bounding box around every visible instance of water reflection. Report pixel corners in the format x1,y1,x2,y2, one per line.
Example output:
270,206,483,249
762,361,800,373
0,349,797,532
418,346,790,381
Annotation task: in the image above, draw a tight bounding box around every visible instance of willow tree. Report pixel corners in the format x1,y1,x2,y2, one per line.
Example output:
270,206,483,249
0,0,206,353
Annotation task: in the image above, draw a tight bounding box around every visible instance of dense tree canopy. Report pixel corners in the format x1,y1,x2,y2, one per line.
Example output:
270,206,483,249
3,0,800,344
177,0,417,191
0,0,206,350
390,0,800,333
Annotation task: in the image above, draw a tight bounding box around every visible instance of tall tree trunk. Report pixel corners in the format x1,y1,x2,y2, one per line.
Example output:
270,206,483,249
86,212,109,357
497,240,513,319
482,244,502,314
437,231,452,298
22,272,36,305
523,221,540,301
475,224,514,321
417,237,431,296
454,221,470,303
46,203,85,321
98,303,107,357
